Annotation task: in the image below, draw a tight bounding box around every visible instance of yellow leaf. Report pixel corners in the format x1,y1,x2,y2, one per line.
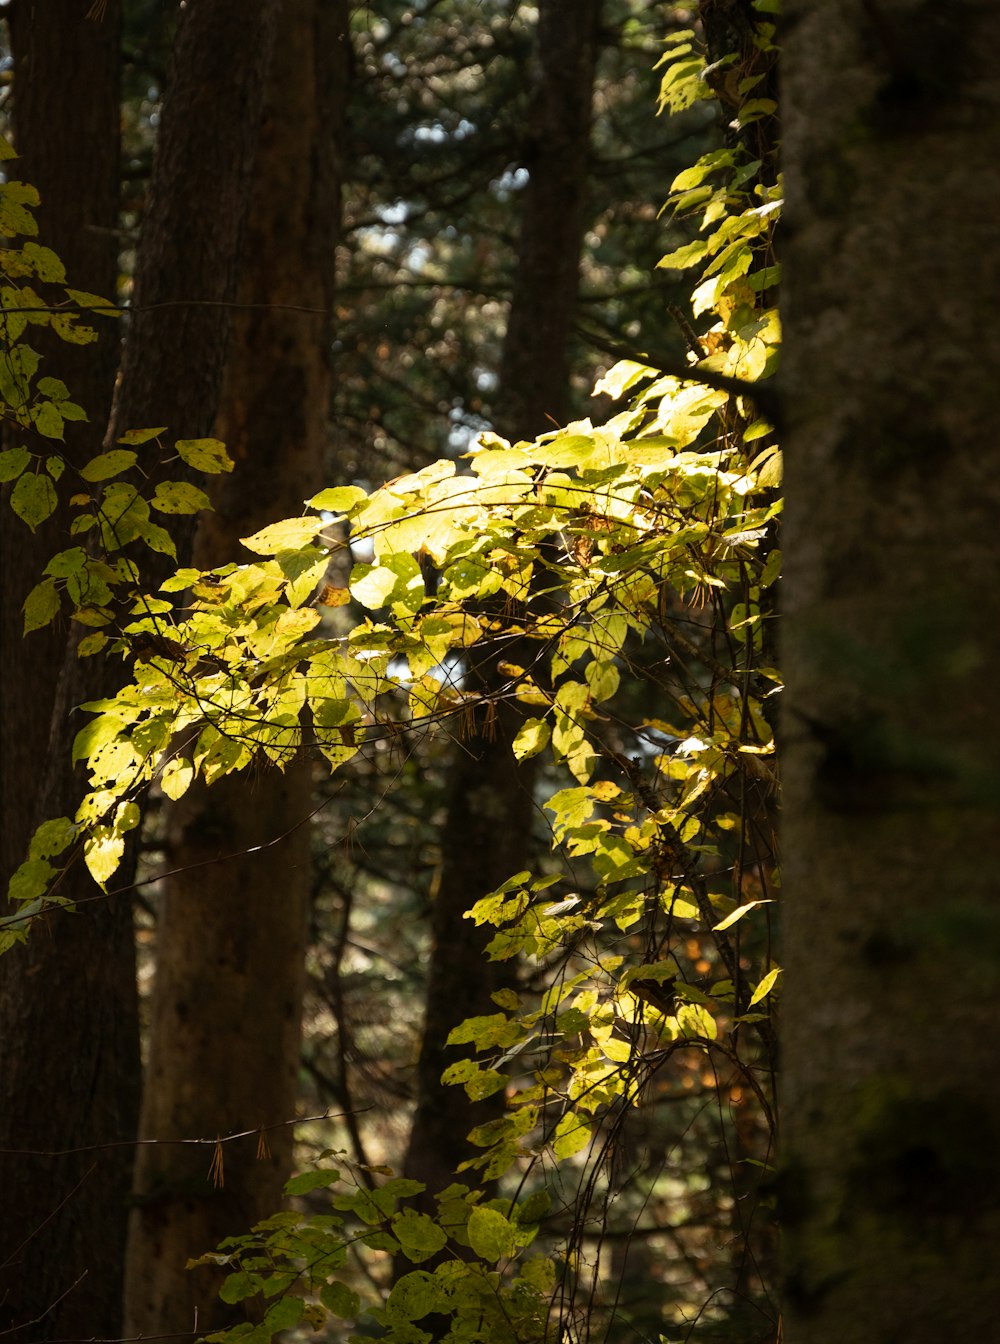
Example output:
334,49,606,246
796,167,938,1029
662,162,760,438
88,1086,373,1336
749,966,782,1006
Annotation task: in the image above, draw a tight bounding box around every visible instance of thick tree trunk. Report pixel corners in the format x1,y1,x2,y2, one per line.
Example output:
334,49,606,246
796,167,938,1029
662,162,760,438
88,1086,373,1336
0,0,122,878
0,0,276,1332
781,4,1000,1340
108,0,279,447
124,1,347,1332
402,0,601,1201
0,5,135,1337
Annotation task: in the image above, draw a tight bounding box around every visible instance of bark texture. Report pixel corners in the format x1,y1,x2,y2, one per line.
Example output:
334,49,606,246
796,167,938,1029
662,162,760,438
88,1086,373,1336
108,0,280,448
0,0,122,879
124,0,347,1331
0,0,276,1331
402,0,601,1201
0,5,135,1337
781,3,1000,1340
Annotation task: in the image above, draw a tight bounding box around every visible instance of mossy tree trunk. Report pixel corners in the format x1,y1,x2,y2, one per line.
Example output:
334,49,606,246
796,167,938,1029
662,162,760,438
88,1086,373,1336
781,3,1000,1339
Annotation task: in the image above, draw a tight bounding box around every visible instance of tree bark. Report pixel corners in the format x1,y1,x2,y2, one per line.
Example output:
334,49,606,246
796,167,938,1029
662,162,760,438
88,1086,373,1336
781,3,1000,1340
0,0,277,1332
124,0,347,1332
0,5,134,1337
108,0,279,449
402,0,602,1202
0,0,122,879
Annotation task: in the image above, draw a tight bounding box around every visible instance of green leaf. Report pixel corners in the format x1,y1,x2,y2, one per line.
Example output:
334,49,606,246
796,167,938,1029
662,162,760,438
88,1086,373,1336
117,426,167,445
241,517,319,555
350,553,425,615
10,471,57,529
310,485,368,513
713,899,771,932
585,659,620,703
32,401,65,440
0,445,30,482
79,449,137,482
175,437,234,473
284,1167,342,1195
135,521,177,558
150,480,212,514
520,1255,556,1294
512,717,550,761
677,1002,718,1041
77,632,109,657
28,816,77,861
71,605,114,627
466,1205,517,1261
160,758,194,801
7,858,54,904
517,1189,552,1225
320,1282,361,1318
218,1270,255,1305
386,1271,438,1322
441,1058,506,1100
552,1112,591,1161
84,826,125,888
72,713,125,765
65,287,119,316
0,181,40,237
657,239,709,270
392,1209,449,1263
263,1296,303,1332
44,546,87,577
24,243,66,282
23,577,61,633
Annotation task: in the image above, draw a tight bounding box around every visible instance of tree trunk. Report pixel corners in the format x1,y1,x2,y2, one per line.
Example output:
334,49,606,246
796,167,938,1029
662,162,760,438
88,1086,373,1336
108,0,279,448
0,5,134,1337
0,0,122,879
124,0,347,1332
402,0,601,1201
0,0,277,1332
781,4,1000,1340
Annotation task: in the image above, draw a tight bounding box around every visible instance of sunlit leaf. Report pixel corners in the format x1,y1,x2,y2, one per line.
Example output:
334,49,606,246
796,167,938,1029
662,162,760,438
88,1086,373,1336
749,966,782,1006
175,437,234,474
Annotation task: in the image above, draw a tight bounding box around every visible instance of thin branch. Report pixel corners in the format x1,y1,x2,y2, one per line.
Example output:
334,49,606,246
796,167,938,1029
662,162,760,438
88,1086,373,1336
0,1107,365,1159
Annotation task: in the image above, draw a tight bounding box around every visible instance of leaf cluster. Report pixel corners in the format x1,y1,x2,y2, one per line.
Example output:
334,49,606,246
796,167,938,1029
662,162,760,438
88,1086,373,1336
4,8,784,1336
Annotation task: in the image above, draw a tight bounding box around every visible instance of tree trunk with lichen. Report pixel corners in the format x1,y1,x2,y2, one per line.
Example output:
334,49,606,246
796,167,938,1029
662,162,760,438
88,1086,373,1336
781,3,1000,1339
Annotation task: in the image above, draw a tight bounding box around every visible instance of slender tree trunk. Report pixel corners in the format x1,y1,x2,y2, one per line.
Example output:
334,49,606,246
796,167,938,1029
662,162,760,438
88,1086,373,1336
0,5,133,1336
402,0,602,1201
781,4,1000,1340
124,1,347,1332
